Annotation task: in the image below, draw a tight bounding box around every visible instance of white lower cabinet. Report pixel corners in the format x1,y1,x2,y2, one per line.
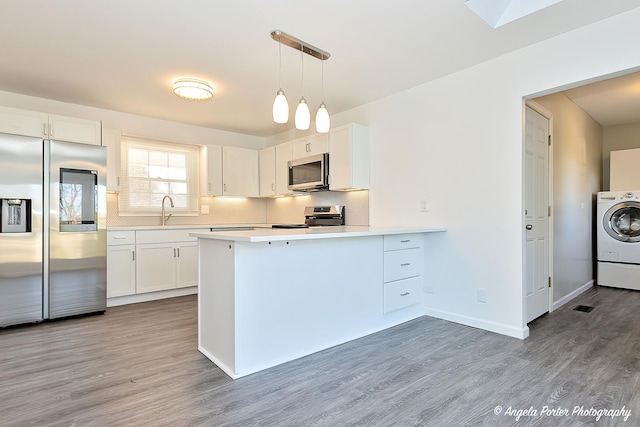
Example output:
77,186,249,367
135,229,205,294
135,242,178,293
106,228,205,299
176,241,198,288
106,231,136,297
382,234,424,314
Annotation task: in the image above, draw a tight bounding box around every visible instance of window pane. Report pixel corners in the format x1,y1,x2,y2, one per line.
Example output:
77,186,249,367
149,151,168,167
129,148,148,164
171,182,187,194
129,164,148,178
148,165,168,179
169,167,186,180
150,181,170,194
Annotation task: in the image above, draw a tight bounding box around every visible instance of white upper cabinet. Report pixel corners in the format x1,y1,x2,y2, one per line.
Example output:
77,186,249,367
200,145,223,196
0,106,47,138
292,133,329,159
329,123,370,191
48,114,101,145
103,128,121,191
275,141,293,196
0,106,101,145
259,145,276,197
222,146,259,197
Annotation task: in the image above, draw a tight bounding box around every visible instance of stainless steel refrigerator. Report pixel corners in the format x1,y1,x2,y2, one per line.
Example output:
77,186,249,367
0,134,106,328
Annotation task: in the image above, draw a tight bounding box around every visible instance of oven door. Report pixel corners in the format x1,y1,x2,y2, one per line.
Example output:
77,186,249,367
288,153,328,191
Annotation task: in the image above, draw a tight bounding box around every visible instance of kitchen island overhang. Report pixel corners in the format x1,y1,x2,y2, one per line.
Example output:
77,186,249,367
191,226,446,379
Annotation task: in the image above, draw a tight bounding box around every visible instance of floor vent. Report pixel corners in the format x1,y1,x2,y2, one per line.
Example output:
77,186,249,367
573,305,595,313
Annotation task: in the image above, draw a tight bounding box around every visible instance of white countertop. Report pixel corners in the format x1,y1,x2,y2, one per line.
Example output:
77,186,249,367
108,224,271,231
190,225,446,242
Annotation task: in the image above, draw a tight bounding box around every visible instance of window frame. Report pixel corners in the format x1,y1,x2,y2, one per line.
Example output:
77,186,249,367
118,135,200,216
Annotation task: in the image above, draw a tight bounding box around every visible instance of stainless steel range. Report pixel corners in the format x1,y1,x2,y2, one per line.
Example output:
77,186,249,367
272,205,345,229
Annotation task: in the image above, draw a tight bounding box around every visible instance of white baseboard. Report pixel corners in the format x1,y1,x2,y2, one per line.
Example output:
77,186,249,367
107,287,197,307
552,280,593,311
423,307,529,339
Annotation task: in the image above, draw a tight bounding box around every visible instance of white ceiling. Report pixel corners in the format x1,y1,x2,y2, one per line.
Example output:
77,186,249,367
1,0,639,137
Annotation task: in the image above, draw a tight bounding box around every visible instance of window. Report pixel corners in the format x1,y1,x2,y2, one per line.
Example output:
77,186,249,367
119,136,199,216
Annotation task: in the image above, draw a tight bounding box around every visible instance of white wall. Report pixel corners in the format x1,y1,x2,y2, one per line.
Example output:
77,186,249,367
603,122,640,190
534,93,602,306
315,8,640,338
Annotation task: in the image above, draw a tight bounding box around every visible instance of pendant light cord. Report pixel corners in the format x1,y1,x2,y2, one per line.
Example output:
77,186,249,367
278,34,282,89
300,47,304,96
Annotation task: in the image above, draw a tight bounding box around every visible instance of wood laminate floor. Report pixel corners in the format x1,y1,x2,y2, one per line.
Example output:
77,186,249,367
1,286,639,426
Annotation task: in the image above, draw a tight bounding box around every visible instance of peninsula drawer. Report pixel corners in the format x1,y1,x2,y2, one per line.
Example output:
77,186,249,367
383,276,422,314
383,233,423,251
107,230,136,246
383,247,423,282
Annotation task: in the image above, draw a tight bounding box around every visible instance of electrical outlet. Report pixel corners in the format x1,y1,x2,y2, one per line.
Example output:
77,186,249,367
477,288,487,303
201,205,210,214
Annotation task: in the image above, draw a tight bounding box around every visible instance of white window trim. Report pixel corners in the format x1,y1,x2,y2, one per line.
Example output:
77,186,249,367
119,135,199,217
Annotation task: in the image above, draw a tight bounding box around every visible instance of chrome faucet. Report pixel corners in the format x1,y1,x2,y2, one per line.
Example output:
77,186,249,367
161,195,174,226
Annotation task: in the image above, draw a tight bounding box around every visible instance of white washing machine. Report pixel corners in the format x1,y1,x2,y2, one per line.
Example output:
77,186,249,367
597,190,640,290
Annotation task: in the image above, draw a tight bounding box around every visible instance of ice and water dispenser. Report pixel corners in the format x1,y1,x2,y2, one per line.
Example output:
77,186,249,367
0,198,31,233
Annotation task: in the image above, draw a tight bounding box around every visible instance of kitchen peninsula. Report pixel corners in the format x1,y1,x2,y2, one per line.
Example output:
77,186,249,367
191,226,446,379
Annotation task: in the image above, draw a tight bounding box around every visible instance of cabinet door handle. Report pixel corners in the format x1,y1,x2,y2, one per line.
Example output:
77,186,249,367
173,248,177,257
43,123,48,137
223,183,227,192
177,248,180,257
132,250,135,261
117,176,120,186
49,123,54,137
400,292,410,297
400,263,411,267
271,183,275,191
208,182,212,192
400,240,410,243
113,236,127,240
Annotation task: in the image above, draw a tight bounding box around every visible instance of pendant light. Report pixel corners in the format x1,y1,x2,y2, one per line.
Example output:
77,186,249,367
295,49,310,130
272,33,289,124
315,59,330,133
270,31,330,132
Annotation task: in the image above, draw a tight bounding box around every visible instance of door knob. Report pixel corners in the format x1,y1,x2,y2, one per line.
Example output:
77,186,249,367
525,224,533,230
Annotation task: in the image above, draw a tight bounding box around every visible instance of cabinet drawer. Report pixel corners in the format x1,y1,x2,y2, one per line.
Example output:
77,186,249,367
383,233,423,251
384,276,423,314
107,230,136,246
136,228,207,244
384,248,423,282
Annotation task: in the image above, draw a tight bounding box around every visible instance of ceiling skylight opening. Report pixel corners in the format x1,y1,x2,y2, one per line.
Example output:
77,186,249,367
464,0,564,28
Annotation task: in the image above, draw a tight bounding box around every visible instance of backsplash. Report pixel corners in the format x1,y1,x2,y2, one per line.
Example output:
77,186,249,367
265,190,369,226
106,190,369,228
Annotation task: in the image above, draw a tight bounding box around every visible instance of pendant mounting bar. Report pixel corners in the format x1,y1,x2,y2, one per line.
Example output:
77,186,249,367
271,30,330,61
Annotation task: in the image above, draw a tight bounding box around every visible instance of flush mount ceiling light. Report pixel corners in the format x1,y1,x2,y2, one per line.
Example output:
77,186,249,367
271,30,331,132
172,78,214,101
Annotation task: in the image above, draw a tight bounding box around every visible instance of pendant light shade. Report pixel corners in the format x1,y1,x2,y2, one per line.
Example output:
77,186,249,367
295,97,310,130
273,89,289,123
315,59,330,133
315,102,330,133
272,32,289,124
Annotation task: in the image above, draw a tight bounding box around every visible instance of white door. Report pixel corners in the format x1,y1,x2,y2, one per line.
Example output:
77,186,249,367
524,106,550,322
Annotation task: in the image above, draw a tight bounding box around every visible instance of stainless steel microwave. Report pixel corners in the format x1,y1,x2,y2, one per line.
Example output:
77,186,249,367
288,153,329,191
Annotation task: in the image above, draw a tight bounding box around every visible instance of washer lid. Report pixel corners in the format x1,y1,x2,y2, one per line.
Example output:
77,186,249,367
604,201,640,242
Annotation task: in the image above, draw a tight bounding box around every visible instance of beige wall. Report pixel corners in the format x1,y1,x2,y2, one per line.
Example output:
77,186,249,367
603,122,640,190
533,93,603,304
